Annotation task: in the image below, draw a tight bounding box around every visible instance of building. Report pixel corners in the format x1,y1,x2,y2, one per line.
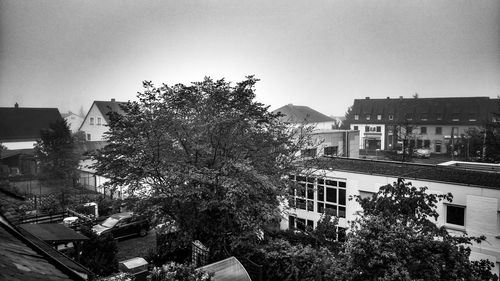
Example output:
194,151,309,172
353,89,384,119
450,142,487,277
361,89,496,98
78,99,126,142
0,103,62,150
282,157,500,274
273,104,338,130
346,97,499,153
0,104,63,175
61,112,84,133
304,129,359,158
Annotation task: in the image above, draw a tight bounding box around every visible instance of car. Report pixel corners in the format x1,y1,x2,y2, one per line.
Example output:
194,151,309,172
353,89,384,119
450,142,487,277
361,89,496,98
414,148,431,158
92,212,150,239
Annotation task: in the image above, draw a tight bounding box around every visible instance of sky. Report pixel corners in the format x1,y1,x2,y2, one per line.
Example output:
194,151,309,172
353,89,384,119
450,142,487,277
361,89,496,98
1,0,499,116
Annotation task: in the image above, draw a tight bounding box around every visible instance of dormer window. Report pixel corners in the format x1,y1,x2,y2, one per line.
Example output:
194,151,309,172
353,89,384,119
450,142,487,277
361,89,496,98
452,114,460,122
388,114,394,120
420,114,428,121
436,113,443,121
90,117,94,125
468,114,476,122
366,114,371,121
405,113,413,121
377,115,382,120
354,115,359,120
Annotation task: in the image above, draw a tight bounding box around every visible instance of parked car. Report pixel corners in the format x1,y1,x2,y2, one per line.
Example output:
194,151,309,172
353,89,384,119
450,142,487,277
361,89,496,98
92,212,150,239
414,148,431,158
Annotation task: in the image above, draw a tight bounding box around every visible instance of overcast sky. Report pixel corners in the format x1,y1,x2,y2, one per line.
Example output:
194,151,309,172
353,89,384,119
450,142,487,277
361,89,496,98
1,0,499,116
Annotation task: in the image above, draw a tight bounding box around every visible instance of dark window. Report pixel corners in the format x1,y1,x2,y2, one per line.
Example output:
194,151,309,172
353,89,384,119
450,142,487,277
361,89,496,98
307,185,314,199
306,177,315,183
326,187,337,203
421,127,427,134
297,184,306,197
288,216,295,229
365,126,370,132
353,126,359,130
405,113,413,120
89,117,94,125
86,134,91,141
338,181,346,188
424,140,430,148
324,146,338,156
435,141,442,153
326,180,337,186
306,220,314,229
325,204,337,216
417,139,423,148
339,189,346,205
446,205,465,226
317,178,324,185
317,202,324,213
338,206,346,218
301,148,317,158
307,200,314,211
296,199,306,210
376,126,381,132
317,186,324,201
296,176,306,182
436,127,442,135
389,115,394,120
296,218,306,231
288,175,295,180
420,113,428,121
436,113,443,120
338,227,347,242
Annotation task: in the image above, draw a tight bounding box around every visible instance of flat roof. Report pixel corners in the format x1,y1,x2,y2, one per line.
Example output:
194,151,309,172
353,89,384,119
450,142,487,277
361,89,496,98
312,157,500,189
19,224,89,243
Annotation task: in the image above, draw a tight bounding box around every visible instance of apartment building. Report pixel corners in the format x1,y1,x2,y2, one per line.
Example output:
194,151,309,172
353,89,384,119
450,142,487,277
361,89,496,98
282,157,500,274
347,97,499,153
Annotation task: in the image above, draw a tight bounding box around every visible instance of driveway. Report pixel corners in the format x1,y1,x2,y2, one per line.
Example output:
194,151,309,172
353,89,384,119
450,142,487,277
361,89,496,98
116,229,156,262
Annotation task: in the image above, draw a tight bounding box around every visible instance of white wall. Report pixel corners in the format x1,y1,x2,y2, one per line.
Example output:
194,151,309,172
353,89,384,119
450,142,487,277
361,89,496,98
2,141,36,150
79,104,110,141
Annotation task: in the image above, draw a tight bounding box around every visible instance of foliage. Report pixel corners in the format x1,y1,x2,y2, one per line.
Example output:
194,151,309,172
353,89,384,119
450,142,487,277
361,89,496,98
79,226,119,277
94,77,310,257
147,262,212,281
337,179,498,281
34,118,79,181
252,238,337,281
96,272,135,281
341,106,353,130
457,125,500,163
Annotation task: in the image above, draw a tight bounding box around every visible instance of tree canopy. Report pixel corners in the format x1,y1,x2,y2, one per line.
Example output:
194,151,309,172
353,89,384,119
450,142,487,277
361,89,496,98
94,77,309,257
34,118,79,181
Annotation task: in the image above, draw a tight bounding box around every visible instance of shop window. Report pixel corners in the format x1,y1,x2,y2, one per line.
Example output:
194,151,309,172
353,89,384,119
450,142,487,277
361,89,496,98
446,205,465,226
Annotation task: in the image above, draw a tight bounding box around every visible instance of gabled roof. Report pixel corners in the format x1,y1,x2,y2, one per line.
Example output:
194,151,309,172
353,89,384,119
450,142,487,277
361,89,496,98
94,100,127,123
347,97,499,125
0,107,62,141
273,104,334,123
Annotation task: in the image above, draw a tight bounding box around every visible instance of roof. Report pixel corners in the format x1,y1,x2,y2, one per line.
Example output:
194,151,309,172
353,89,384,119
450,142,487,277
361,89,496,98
273,104,334,124
0,107,62,141
0,149,35,160
347,97,499,125
314,157,500,189
94,100,126,123
198,257,251,281
0,214,89,281
19,224,89,243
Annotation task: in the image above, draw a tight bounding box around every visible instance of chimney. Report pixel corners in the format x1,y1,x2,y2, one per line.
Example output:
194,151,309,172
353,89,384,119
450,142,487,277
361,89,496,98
399,96,403,99
111,98,116,102
386,97,390,99
14,102,18,108
365,97,370,100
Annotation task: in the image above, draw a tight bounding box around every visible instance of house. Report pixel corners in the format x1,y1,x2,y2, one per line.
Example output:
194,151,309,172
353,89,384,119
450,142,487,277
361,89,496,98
0,104,63,175
282,157,500,275
78,99,126,142
61,112,84,133
302,129,360,158
0,103,63,150
273,104,337,130
346,97,499,153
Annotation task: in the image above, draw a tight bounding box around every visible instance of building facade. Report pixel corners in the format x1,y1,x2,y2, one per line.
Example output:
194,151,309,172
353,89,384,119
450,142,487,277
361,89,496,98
281,157,500,275
61,111,84,133
79,99,126,141
347,97,499,153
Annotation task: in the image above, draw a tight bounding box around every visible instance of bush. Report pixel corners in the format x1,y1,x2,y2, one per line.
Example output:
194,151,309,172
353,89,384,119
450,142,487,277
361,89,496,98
147,262,212,281
79,226,119,277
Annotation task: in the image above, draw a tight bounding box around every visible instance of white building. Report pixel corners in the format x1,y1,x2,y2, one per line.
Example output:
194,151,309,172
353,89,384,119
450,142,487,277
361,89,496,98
282,157,500,275
303,129,359,158
79,99,126,141
273,104,339,131
61,111,84,133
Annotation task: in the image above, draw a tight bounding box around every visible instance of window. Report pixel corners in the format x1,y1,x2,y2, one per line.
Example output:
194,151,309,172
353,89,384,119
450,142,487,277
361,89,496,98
423,140,430,148
366,114,371,120
86,134,91,141
324,146,338,156
291,175,347,218
354,115,359,120
353,126,358,130
436,113,443,121
405,113,413,121
469,114,477,122
420,113,428,121
452,127,459,136
376,126,381,132
435,127,442,135
97,117,101,125
452,114,460,122
301,148,317,158
446,205,465,226
435,140,442,153
288,216,314,231
389,114,394,120
420,127,427,134
359,191,375,200
377,114,382,120
365,126,370,132
90,117,94,125
417,139,423,148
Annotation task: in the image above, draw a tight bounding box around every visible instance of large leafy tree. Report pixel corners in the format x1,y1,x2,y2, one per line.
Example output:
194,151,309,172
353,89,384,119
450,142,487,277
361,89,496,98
34,118,79,181
94,77,308,257
339,179,497,281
